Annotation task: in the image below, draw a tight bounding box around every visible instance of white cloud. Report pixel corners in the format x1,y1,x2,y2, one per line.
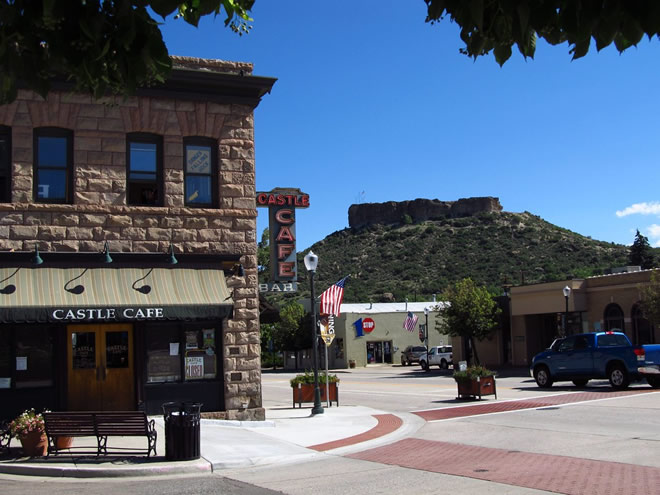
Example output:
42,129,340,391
616,201,660,218
648,224,660,247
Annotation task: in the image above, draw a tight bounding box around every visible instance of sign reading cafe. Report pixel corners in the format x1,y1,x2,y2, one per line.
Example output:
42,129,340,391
52,307,165,321
256,188,310,293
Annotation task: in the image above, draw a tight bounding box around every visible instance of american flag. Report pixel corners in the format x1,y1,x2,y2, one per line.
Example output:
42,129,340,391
320,276,348,316
403,311,418,332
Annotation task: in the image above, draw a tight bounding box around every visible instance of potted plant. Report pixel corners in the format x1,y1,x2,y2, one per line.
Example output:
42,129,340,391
9,409,48,456
454,365,497,400
290,371,340,407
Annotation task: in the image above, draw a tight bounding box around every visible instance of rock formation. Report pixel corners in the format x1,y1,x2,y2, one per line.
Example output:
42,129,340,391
348,197,502,228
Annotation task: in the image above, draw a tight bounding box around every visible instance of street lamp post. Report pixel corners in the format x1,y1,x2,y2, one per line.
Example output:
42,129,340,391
304,250,324,415
424,307,430,372
562,285,571,337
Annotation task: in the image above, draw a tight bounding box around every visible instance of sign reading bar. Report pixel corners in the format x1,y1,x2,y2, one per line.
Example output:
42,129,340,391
259,282,297,292
256,187,310,293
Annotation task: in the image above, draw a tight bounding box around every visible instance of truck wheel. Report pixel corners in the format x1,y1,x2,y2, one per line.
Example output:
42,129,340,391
440,359,448,370
421,360,428,371
608,364,629,389
647,376,660,389
572,379,588,387
401,357,407,366
534,366,553,388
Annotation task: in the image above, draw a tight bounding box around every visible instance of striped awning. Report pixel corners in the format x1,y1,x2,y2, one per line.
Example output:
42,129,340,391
0,266,233,323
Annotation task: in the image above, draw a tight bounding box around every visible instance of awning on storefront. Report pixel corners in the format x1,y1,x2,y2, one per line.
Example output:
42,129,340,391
0,266,234,323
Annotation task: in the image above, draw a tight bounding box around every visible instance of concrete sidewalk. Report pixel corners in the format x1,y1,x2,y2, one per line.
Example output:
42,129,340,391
0,405,421,478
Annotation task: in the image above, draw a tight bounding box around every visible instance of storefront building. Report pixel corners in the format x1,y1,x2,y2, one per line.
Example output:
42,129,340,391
509,267,659,367
0,57,276,421
284,301,448,369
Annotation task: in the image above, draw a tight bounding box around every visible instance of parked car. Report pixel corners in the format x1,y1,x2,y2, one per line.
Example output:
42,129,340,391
420,345,453,370
530,331,660,389
401,345,427,366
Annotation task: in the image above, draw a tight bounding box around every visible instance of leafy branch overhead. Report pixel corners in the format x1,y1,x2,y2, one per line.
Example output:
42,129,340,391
0,0,254,104
425,0,660,65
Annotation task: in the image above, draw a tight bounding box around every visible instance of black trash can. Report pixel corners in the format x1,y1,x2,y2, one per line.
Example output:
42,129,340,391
162,401,202,461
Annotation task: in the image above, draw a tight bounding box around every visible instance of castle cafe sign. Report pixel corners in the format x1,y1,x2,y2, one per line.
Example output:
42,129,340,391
256,188,310,293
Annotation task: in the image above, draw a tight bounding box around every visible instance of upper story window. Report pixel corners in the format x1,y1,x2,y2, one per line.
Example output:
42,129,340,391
0,126,10,203
184,137,217,208
34,127,73,203
127,133,163,206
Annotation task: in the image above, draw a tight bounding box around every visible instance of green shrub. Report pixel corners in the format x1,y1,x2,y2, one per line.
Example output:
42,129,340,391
453,365,495,382
290,371,340,387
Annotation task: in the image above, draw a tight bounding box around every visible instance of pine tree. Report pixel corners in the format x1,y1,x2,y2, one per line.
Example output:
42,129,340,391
629,230,655,270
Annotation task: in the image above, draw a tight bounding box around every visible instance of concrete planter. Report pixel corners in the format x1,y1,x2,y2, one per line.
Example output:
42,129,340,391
455,375,497,400
292,382,339,408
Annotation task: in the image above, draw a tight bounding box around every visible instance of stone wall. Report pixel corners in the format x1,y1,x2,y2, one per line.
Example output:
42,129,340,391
0,71,264,420
348,197,503,228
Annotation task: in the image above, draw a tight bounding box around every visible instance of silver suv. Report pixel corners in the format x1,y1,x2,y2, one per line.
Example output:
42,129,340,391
401,345,427,366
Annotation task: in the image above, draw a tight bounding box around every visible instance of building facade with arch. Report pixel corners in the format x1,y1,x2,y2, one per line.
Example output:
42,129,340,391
508,267,658,367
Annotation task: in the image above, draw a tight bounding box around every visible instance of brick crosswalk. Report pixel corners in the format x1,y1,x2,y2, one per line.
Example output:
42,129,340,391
348,438,660,495
342,389,659,495
414,388,654,422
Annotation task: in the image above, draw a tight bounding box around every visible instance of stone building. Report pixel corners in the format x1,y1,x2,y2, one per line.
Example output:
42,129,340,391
0,57,276,420
507,267,659,367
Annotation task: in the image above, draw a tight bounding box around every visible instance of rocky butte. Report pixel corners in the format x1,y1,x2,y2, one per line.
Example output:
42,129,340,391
348,197,503,229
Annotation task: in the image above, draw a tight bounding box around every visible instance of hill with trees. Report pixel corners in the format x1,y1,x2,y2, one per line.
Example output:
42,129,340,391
262,208,659,306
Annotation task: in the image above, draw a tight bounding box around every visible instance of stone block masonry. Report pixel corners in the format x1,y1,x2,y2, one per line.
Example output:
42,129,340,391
0,56,274,421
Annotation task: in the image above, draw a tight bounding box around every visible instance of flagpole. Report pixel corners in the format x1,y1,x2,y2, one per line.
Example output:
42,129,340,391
324,344,330,408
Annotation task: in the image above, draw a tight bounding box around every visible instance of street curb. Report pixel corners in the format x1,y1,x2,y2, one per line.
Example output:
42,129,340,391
0,458,212,478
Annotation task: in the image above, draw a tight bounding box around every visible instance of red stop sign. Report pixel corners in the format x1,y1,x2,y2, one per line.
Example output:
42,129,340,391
363,318,375,333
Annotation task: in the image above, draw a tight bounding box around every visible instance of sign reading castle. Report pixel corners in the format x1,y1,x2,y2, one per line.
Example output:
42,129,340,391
256,188,310,292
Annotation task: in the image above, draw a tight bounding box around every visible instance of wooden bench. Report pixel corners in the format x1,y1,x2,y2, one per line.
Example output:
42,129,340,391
43,411,157,457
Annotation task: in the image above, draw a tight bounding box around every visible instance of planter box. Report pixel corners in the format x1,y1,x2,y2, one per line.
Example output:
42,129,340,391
455,375,497,400
293,382,339,408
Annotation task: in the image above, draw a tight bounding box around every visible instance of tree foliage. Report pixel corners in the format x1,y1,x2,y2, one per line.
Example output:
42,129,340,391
435,277,501,365
425,1,660,65
640,271,660,327
267,301,312,359
0,0,254,104
629,229,656,270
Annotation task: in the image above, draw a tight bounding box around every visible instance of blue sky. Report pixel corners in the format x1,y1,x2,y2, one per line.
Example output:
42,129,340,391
161,2,660,251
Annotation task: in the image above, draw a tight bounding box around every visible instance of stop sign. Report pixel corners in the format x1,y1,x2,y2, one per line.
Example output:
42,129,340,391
363,318,375,333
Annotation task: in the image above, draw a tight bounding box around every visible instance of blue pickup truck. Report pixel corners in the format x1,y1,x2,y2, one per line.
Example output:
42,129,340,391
531,331,660,389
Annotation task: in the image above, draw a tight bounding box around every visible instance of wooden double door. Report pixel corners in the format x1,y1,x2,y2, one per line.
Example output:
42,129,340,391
67,324,135,411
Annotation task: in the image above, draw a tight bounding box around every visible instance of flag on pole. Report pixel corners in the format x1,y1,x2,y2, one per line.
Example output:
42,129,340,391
320,276,348,316
403,311,418,332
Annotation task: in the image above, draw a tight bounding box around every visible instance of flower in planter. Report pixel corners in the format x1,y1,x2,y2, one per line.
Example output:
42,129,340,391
453,365,495,382
9,409,48,438
290,370,340,387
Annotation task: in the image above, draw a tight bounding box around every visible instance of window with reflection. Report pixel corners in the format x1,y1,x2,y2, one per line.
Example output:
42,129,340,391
146,326,181,383
127,133,162,206
184,138,217,207
604,303,625,332
106,331,129,368
15,327,54,388
34,128,72,203
71,331,96,369
0,126,10,203
145,324,218,383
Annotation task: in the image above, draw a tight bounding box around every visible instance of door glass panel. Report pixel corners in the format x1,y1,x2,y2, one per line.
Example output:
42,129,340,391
106,331,129,368
72,332,96,369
